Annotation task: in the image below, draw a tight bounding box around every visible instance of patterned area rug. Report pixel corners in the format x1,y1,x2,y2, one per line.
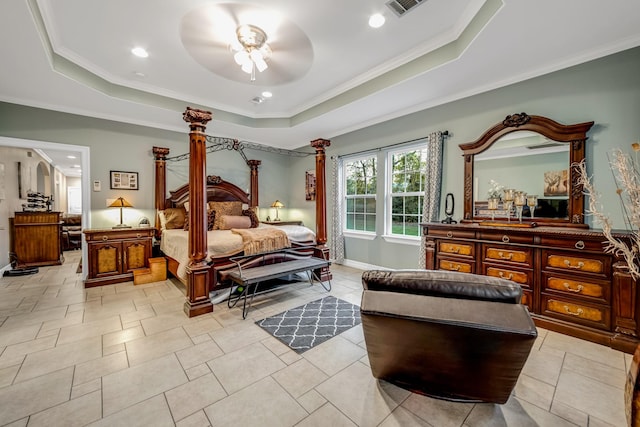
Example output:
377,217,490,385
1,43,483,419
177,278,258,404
256,296,361,353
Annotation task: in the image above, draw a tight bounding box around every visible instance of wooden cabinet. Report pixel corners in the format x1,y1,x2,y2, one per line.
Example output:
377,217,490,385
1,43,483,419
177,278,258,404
422,222,639,353
10,212,63,267
83,227,154,287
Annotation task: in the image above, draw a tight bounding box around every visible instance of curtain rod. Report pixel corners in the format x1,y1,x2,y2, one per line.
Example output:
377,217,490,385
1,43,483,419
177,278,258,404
332,131,449,160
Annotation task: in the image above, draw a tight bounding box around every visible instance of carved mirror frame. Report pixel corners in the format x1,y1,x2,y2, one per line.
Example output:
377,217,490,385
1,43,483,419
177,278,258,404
459,113,594,227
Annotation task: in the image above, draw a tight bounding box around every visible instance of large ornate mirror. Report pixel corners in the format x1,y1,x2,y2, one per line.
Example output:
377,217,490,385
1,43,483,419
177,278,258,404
459,113,594,227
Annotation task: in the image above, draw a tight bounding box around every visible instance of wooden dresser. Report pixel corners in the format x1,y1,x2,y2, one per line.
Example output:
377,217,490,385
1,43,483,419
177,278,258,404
422,222,639,353
10,211,63,267
83,227,154,287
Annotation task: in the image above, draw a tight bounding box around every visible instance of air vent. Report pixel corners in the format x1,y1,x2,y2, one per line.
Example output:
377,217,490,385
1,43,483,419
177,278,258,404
526,143,565,150
386,0,426,17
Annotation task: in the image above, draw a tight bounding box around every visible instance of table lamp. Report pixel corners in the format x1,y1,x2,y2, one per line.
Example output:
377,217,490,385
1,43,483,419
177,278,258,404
109,197,133,228
270,200,284,221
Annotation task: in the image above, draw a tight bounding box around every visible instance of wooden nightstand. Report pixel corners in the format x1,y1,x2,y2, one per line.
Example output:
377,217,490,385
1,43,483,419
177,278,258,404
83,227,154,287
262,220,303,226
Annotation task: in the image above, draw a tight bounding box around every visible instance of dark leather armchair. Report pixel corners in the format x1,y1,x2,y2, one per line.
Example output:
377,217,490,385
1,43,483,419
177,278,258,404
360,269,537,404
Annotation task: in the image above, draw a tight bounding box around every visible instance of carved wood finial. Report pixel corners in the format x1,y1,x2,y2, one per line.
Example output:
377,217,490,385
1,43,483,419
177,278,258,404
152,146,170,160
310,138,331,152
206,175,222,185
183,107,212,127
503,112,531,128
247,160,262,169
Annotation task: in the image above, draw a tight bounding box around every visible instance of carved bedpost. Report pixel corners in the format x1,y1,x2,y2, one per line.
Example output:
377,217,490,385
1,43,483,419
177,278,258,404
311,138,332,281
153,147,170,239
248,160,261,208
182,107,213,317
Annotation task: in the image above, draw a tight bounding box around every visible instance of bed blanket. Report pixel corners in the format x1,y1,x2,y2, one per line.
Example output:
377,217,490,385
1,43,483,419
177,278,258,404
232,227,291,255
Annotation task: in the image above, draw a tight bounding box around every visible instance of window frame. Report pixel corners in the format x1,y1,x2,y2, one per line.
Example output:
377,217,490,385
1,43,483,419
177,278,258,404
342,154,377,237
384,142,428,241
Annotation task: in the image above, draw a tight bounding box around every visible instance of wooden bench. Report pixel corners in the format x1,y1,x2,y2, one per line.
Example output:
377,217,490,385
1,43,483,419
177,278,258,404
226,248,331,319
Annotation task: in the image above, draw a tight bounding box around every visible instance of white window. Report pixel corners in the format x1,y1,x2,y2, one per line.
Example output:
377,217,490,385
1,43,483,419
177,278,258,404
344,156,377,233
387,146,428,237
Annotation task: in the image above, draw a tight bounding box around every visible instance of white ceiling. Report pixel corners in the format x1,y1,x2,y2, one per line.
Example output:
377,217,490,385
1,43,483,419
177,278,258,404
1,0,639,174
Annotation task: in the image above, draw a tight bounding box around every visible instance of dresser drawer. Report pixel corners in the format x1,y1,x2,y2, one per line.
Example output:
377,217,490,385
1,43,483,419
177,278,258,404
541,295,610,330
482,244,533,267
428,228,476,239
542,250,611,278
542,272,610,303
521,289,533,312
438,241,474,258
437,258,474,273
485,265,532,288
478,231,534,245
539,236,606,252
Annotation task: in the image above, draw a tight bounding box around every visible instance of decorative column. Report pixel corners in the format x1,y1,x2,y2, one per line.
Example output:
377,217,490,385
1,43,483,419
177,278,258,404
310,138,332,281
247,160,261,208
152,147,170,239
183,107,213,317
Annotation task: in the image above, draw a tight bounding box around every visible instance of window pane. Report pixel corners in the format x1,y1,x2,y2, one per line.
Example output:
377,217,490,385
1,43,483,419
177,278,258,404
365,215,376,232
392,197,403,214
404,196,419,214
354,198,364,212
365,197,376,213
346,214,354,230
346,198,354,212
406,172,421,192
354,214,365,230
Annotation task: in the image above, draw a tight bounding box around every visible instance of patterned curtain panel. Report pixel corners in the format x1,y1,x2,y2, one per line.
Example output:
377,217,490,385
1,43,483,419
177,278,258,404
419,131,445,268
330,156,345,264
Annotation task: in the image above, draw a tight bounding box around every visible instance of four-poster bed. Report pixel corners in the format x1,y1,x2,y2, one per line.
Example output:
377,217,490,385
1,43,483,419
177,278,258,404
153,107,331,317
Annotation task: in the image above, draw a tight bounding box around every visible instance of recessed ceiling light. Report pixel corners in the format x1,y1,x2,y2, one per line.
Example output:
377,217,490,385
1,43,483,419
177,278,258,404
131,47,149,58
261,91,273,98
66,155,76,159
251,96,265,104
369,13,385,28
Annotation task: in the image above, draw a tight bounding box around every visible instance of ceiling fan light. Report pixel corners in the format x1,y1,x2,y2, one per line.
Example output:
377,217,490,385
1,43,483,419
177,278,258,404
254,56,268,72
241,61,253,74
234,50,249,65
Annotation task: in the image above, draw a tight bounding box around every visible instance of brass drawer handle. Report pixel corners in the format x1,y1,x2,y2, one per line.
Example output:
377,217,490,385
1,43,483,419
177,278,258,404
498,251,513,260
448,247,460,254
575,240,585,250
564,260,585,270
563,306,584,317
446,263,460,271
136,233,141,238
498,271,514,280
563,283,584,293
102,236,108,242
446,231,453,238
502,235,510,243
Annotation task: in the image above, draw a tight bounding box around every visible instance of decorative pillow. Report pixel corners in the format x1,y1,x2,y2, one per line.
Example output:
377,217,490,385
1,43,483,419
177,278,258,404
183,209,215,231
208,201,243,229
183,201,190,212
219,215,252,230
207,209,216,231
162,207,186,229
158,211,168,230
242,208,259,228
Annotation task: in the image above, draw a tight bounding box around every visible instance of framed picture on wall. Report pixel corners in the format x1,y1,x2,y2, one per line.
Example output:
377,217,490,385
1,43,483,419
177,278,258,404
110,171,138,190
305,170,316,201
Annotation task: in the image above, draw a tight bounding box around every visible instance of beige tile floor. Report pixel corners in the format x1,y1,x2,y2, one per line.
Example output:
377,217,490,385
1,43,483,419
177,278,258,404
0,250,630,427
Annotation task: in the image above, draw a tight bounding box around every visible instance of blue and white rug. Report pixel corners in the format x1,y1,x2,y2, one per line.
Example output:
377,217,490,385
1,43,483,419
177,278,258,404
256,296,361,353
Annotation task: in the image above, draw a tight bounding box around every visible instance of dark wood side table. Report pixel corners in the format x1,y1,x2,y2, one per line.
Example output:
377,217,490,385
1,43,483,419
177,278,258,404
83,227,154,287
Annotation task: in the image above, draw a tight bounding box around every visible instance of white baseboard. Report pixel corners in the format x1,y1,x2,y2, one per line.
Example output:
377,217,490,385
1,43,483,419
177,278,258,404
338,259,391,271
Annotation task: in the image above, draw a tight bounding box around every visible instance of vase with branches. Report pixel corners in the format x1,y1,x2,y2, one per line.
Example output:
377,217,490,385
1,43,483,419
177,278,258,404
575,143,640,280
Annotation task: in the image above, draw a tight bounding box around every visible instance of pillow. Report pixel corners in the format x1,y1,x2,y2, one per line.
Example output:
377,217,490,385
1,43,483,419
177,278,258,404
183,201,190,212
219,215,252,230
161,207,186,229
242,208,259,228
158,211,167,230
183,209,216,231
208,201,243,229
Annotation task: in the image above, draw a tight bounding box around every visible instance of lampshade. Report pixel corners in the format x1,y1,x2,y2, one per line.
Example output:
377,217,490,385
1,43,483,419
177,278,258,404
270,200,284,209
108,197,133,208
109,197,133,228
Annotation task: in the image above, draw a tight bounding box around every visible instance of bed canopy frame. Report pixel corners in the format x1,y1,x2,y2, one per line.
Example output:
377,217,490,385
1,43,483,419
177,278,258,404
153,107,330,317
